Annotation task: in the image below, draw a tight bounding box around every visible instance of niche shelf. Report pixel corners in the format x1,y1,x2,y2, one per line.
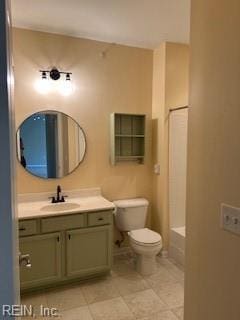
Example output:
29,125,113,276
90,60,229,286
110,113,146,165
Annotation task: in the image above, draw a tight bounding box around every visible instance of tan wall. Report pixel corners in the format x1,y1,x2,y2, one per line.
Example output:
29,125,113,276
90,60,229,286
165,43,190,109
13,28,153,245
185,1,240,319
152,42,189,248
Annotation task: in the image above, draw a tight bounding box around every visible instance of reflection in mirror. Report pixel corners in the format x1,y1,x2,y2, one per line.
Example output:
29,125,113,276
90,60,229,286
17,111,86,179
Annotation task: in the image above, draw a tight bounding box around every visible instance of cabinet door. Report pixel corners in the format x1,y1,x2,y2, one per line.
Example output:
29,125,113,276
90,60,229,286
20,233,61,289
66,225,112,278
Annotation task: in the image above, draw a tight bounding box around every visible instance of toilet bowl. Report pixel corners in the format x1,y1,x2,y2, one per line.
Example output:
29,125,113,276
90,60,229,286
113,198,162,276
128,228,162,275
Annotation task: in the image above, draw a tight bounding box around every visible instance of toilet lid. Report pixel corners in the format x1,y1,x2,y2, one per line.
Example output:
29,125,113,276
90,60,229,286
113,198,149,208
129,228,162,245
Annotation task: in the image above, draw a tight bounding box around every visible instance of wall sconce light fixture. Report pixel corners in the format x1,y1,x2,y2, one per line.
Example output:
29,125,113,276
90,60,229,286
36,68,74,96
40,68,72,81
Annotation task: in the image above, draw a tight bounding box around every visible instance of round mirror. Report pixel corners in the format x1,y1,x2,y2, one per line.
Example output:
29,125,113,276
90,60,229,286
17,111,86,179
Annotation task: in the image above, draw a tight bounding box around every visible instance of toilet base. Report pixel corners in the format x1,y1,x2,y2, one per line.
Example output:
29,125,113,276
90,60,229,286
135,254,157,276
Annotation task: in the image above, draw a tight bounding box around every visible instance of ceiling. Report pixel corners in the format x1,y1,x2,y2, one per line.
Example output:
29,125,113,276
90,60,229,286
11,0,190,49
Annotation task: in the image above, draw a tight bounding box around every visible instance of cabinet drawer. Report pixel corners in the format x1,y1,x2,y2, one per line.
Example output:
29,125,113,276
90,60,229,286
88,211,111,227
19,220,37,236
41,214,85,233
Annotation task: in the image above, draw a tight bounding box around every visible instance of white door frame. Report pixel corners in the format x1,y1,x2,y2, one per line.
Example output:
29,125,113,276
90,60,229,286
0,0,20,317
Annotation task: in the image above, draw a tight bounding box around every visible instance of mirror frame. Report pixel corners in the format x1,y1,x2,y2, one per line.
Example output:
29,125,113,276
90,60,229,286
16,110,87,179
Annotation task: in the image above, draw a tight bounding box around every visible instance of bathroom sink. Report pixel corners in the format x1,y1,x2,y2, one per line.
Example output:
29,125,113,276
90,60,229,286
40,202,80,212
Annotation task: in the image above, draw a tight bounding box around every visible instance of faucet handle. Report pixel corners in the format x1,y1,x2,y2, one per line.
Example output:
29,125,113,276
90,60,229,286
61,195,68,202
48,196,56,203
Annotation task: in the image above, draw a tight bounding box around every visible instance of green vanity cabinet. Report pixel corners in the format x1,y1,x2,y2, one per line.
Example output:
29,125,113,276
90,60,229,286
66,225,112,278
19,233,62,289
19,210,113,292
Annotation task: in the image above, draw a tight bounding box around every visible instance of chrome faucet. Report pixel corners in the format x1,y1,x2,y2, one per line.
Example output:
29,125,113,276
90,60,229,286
50,185,67,203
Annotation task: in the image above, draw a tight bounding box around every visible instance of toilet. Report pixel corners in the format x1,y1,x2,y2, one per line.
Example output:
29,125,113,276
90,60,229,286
114,198,162,276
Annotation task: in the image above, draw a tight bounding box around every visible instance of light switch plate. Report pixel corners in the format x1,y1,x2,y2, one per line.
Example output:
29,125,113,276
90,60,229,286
221,203,240,236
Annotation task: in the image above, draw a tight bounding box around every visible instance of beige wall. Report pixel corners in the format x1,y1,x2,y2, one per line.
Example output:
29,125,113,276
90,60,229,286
152,42,189,248
185,1,240,319
13,28,153,244
165,43,190,109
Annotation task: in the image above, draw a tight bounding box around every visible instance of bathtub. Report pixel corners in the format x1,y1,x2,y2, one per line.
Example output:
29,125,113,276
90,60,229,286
169,226,185,266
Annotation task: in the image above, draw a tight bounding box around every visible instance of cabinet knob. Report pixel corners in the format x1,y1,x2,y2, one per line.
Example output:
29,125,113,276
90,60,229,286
98,217,103,221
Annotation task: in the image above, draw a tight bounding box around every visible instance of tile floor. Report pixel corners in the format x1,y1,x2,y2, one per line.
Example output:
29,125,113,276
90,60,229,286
21,253,184,320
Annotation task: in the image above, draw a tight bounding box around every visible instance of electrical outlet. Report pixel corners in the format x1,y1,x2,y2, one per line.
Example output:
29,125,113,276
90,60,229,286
221,203,240,236
154,164,160,175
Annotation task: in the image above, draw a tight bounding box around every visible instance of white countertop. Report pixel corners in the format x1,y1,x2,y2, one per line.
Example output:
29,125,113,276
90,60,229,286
18,188,115,220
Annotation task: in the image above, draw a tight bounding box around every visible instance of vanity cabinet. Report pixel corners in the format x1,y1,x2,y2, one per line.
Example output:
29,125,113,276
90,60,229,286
19,210,113,291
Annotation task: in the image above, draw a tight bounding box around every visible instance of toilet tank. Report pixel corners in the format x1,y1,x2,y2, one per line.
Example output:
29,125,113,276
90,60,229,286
113,198,149,231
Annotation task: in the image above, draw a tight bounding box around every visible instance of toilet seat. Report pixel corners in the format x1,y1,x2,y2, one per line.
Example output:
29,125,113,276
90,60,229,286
129,228,162,246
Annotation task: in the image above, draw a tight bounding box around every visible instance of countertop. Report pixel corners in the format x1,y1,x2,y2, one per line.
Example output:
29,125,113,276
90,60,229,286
18,188,115,220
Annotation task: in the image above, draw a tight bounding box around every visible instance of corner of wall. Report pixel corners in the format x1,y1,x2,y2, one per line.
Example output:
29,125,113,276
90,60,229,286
151,42,189,250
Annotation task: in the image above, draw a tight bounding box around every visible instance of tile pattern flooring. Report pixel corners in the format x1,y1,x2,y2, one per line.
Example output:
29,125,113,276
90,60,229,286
21,254,184,320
